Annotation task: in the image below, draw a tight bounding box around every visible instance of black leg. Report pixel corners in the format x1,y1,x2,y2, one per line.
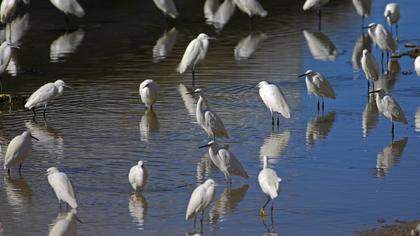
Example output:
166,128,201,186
277,114,279,127
271,115,274,126
32,108,37,119
43,105,47,119
322,97,325,112
270,202,274,229
0,75,3,92
19,165,22,175
262,196,271,211
391,122,395,140
317,99,320,112
381,51,384,73
318,9,322,31
193,214,197,228
7,168,10,175
367,81,370,93
200,210,204,225
396,24,399,41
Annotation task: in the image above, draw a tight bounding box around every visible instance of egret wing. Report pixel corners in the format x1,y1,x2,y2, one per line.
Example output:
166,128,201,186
25,83,57,108
177,38,203,74
204,110,229,138
218,149,248,178
313,74,336,99
50,172,78,208
258,168,280,198
261,85,291,118
382,95,407,123
186,185,206,219
4,135,24,166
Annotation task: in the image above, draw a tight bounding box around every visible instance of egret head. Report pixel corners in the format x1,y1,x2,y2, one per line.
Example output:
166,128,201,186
367,22,377,29
199,140,215,148
298,70,315,78
23,130,39,141
368,88,386,97
257,81,269,88
55,80,72,89
204,178,216,187
197,33,216,41
362,49,371,57
46,167,59,175
137,161,144,167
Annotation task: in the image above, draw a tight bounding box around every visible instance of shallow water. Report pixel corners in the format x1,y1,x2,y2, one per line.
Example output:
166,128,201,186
0,0,419,235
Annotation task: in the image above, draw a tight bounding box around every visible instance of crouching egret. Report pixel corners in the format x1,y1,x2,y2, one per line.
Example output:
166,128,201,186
258,156,281,218
361,49,379,92
128,161,148,192
186,179,216,227
47,167,78,209
24,80,71,119
384,3,400,37
139,79,159,110
4,131,38,175
298,70,336,112
49,0,85,24
199,140,248,184
369,89,407,139
257,81,291,127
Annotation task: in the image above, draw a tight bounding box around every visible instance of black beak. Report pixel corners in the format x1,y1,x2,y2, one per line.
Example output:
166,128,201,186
199,144,210,149
298,73,308,78
368,90,380,94
362,26,371,29
31,135,39,141
75,215,83,223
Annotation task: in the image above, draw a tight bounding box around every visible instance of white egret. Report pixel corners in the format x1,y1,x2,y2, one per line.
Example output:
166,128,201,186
365,23,397,63
128,161,148,192
48,209,81,236
186,179,216,227
153,0,179,19
257,81,291,126
49,0,85,23
369,89,407,139
153,27,178,63
192,89,229,140
47,167,78,209
50,29,85,63
361,49,379,92
258,156,281,217
4,131,38,175
177,33,215,86
303,30,337,61
0,41,17,90
352,0,371,26
234,32,267,60
139,79,159,110
233,0,267,18
24,79,71,119
0,0,17,24
415,56,420,76
199,140,248,184
412,224,420,236
298,70,336,112
384,3,400,36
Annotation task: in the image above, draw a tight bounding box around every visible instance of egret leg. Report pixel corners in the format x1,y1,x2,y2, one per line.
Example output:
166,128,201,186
396,24,399,41
43,105,47,119
392,122,395,140
317,98,320,112
271,114,274,126
260,196,270,217
200,210,204,225
192,69,196,87
19,165,22,175
381,51,384,73
322,97,325,112
277,114,279,127
270,202,274,227
31,107,36,119
7,168,10,175
318,9,322,31
0,76,3,92
193,214,197,228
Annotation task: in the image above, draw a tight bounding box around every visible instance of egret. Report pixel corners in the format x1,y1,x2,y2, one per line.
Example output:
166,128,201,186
257,81,291,126
49,0,85,24
139,79,159,110
186,179,216,227
352,0,371,26
199,140,248,184
153,0,178,19
384,3,400,36
415,56,420,76
233,0,267,18
0,41,17,90
177,33,216,86
298,70,336,112
192,89,229,140
361,49,379,92
258,156,281,217
128,161,148,192
365,23,397,63
369,89,407,139
24,79,71,119
0,0,17,24
4,131,38,175
47,167,78,209
48,209,82,236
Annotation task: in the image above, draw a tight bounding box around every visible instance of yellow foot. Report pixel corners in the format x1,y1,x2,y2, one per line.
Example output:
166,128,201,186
260,208,265,218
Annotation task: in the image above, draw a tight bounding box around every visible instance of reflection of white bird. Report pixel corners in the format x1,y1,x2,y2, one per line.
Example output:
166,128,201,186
7,13,30,45
204,0,220,23
212,0,236,30
139,79,159,110
306,112,336,145
49,0,85,18
370,89,407,139
5,45,18,76
153,0,179,19
129,193,148,228
384,3,400,35
48,209,80,236
153,27,178,63
24,80,71,118
361,49,379,91
352,0,371,22
259,130,291,164
233,0,267,18
4,131,38,175
0,0,17,24
178,83,196,117
234,33,267,60
366,23,396,59
376,137,407,177
50,29,85,62
0,41,16,78
302,0,329,12
415,56,420,76
47,167,78,209
416,108,420,132
258,156,281,217
362,94,379,138
128,161,148,191
196,153,215,183
303,30,337,61
186,179,216,226
139,109,160,142
25,120,64,159
4,176,32,210
352,33,372,70
209,184,249,224
258,81,291,126
299,70,336,111
193,89,229,140
200,140,248,183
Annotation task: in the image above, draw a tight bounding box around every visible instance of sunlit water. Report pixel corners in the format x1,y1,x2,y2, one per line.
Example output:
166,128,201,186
0,0,419,235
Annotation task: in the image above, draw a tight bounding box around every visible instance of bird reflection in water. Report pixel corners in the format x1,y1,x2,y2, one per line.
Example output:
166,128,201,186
139,109,160,142
4,176,32,213
25,120,64,159
178,83,197,118
7,14,31,45
352,33,372,71
374,72,398,93
204,0,220,24
303,30,337,61
129,192,148,230
306,112,336,146
376,137,408,177
48,209,80,236
153,27,178,63
196,153,217,183
209,184,249,224
259,130,291,165
50,29,85,63
362,94,379,137
211,0,236,31
415,108,420,132
234,32,267,61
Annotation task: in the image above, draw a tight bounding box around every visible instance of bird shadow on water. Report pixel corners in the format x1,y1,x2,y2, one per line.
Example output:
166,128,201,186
375,137,408,178
306,111,336,147
128,192,148,230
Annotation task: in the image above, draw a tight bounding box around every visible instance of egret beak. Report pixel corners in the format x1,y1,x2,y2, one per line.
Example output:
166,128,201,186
64,85,73,89
208,37,217,40
31,135,39,141
298,73,308,78
368,90,380,94
199,144,210,149
74,215,83,223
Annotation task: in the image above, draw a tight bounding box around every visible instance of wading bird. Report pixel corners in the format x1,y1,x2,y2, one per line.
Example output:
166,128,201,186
258,156,281,218
361,49,379,92
128,161,148,192
352,0,372,26
384,3,400,36
4,131,38,175
49,0,85,25
199,140,248,184
24,80,71,119
47,167,78,209
298,70,336,112
153,0,178,19
139,79,159,110
257,81,291,126
233,0,267,18
365,23,396,63
186,179,216,227
0,41,17,90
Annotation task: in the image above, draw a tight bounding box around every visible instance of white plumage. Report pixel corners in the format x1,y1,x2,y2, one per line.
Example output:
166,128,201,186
50,0,85,18
48,210,79,236
352,0,371,18
0,0,17,23
186,179,216,223
303,0,329,11
367,23,397,53
415,56,420,77
47,167,78,209
4,131,36,174
384,3,400,27
139,79,159,109
177,33,213,76
258,81,291,126
153,0,178,19
258,156,281,216
233,0,267,18
0,41,15,75
128,161,148,191
361,49,379,90
299,70,336,111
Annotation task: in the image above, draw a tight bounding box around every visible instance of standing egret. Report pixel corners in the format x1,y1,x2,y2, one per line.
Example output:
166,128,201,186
177,33,216,86
153,0,178,19
369,89,407,139
0,41,17,90
128,161,148,192
257,81,291,126
199,140,248,184
415,56,420,76
258,156,281,217
4,131,38,175
298,70,336,112
186,179,216,227
365,23,397,64
352,0,372,26
361,49,379,92
49,0,85,25
139,79,159,110
47,167,78,209
192,89,229,140
0,0,17,24
233,0,267,18
384,3,400,37
24,80,71,119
